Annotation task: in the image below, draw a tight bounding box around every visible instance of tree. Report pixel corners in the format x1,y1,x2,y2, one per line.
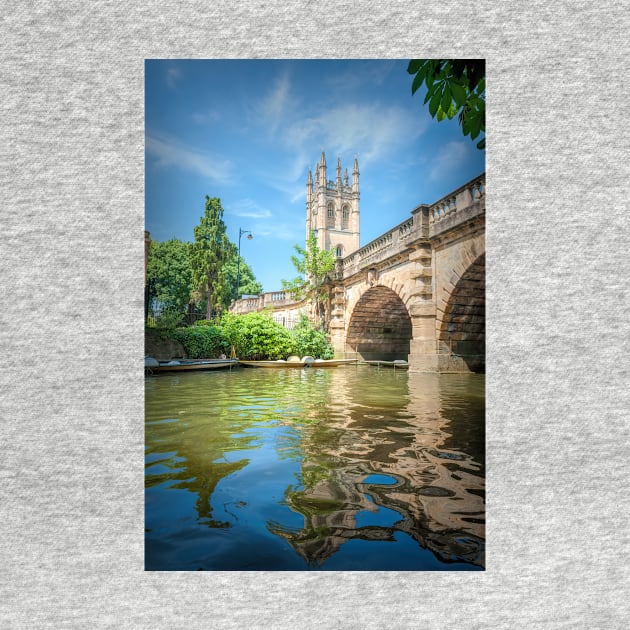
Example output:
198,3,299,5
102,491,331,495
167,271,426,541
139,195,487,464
407,59,485,149
190,196,230,320
281,230,335,330
217,242,263,308
146,239,192,314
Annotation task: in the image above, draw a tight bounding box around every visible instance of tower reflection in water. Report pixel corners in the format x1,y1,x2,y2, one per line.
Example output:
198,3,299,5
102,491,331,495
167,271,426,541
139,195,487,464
266,370,485,569
145,367,485,570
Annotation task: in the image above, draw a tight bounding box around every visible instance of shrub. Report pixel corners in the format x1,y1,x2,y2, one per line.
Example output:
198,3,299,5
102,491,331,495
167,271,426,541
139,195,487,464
290,314,334,359
193,319,215,327
173,324,228,359
152,308,186,341
219,311,293,360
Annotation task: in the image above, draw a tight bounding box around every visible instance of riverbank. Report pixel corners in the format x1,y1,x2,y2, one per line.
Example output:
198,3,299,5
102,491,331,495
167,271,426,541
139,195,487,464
144,328,187,360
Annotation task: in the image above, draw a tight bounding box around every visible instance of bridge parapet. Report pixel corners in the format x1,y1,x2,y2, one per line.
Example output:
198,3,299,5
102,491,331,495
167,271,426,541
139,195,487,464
230,290,298,315
429,175,485,236
338,174,484,280
340,214,425,277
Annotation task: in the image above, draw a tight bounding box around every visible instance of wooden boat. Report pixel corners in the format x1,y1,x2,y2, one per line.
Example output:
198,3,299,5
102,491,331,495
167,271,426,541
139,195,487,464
238,358,357,369
365,360,409,370
146,358,239,373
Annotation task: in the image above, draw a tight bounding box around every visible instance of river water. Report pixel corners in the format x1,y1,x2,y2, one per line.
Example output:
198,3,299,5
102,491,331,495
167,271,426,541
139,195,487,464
145,365,485,571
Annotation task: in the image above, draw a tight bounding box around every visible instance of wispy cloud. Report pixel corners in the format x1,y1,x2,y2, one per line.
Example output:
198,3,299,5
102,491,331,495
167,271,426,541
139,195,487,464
227,198,273,219
260,72,292,136
191,109,221,125
166,67,182,89
263,103,426,190
146,132,233,183
250,222,302,241
323,61,396,92
251,66,429,203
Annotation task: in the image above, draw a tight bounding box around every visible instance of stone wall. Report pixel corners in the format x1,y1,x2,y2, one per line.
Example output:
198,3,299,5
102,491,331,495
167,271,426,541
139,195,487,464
144,328,187,360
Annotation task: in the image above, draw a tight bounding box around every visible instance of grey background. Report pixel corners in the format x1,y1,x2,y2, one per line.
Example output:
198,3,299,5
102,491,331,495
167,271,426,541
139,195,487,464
2,1,629,627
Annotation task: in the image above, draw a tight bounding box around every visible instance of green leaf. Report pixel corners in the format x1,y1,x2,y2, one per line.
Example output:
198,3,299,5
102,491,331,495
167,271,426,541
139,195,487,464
440,84,452,113
436,108,446,122
429,90,441,117
461,111,471,135
411,71,424,95
451,81,467,108
407,59,422,74
469,110,482,139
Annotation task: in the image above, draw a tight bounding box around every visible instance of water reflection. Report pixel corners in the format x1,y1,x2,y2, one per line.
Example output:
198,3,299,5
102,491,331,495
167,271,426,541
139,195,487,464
145,366,485,570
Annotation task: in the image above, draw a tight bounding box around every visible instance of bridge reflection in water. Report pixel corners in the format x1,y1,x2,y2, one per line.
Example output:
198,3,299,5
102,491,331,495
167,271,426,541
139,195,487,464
145,367,484,571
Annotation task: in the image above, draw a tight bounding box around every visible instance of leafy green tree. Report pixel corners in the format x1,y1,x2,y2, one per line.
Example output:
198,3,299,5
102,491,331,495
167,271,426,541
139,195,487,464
146,239,192,313
407,59,485,149
281,230,335,330
217,242,263,307
190,196,230,320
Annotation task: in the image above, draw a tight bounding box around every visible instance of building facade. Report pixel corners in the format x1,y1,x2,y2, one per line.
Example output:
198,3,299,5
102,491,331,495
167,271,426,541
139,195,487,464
305,152,360,258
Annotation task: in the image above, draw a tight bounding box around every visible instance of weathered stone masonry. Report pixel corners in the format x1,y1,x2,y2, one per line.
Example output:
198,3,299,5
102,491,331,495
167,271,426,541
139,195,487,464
231,153,485,373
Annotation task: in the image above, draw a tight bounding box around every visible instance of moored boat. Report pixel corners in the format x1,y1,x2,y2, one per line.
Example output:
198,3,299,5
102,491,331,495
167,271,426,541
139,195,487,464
364,360,409,369
145,357,239,373
238,358,357,368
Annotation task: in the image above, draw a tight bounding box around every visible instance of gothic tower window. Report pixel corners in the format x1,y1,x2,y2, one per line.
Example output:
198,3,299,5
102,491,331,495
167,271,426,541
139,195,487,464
327,202,335,226
336,245,343,257
342,204,349,229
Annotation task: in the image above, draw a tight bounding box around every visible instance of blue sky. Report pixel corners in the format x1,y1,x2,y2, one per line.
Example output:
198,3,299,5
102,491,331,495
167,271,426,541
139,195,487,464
145,59,485,292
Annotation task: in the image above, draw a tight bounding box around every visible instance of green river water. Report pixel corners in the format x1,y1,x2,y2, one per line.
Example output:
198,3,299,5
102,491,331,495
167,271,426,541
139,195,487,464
145,364,485,571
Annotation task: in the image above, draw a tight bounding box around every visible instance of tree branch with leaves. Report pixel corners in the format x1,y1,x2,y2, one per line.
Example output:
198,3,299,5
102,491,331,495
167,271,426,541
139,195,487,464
408,59,485,149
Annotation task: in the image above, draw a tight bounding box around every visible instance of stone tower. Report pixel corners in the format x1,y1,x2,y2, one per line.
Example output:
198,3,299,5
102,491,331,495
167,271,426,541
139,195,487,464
305,151,360,258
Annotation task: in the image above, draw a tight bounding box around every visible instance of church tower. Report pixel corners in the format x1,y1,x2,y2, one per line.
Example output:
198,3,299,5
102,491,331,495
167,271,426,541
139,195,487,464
305,151,360,258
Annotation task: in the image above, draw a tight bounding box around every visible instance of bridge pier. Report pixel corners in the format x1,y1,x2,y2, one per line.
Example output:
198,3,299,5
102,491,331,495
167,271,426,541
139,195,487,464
407,302,439,371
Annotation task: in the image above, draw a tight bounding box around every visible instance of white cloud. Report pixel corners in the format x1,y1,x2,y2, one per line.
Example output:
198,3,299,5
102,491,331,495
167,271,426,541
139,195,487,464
228,199,273,219
323,61,396,92
166,67,182,89
284,104,426,169
251,67,429,203
260,73,292,136
251,222,302,241
146,132,233,183
191,109,221,124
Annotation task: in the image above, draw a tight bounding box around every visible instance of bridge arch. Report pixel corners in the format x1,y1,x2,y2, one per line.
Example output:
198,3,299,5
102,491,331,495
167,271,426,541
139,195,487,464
437,253,485,372
345,285,412,361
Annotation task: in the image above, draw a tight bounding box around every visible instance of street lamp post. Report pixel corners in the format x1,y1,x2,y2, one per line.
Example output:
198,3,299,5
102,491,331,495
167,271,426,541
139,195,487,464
236,228,253,300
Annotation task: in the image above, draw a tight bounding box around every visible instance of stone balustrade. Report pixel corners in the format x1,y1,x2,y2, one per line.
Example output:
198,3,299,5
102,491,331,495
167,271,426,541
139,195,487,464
231,172,485,316
341,214,422,276
231,290,301,315
429,175,485,227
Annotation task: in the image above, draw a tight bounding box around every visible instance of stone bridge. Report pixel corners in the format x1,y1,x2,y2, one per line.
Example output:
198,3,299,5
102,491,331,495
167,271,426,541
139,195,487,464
232,174,485,373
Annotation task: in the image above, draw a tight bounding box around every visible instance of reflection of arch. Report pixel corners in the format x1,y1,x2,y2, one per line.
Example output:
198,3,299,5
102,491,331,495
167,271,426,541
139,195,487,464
346,285,412,361
438,254,485,372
